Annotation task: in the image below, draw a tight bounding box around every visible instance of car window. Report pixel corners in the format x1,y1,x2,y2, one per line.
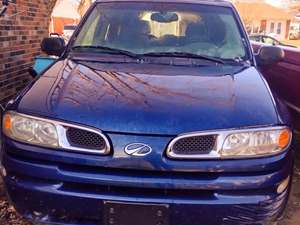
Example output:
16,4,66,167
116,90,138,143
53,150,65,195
74,3,247,60
249,36,261,42
262,36,278,45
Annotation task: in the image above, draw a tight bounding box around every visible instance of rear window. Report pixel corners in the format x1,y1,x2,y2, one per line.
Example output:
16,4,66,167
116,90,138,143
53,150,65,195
74,2,248,60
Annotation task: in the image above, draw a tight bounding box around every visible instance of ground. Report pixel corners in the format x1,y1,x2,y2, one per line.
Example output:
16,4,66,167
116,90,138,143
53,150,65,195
0,135,299,225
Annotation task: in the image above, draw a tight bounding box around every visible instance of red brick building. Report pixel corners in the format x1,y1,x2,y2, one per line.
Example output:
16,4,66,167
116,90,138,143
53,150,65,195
0,0,57,104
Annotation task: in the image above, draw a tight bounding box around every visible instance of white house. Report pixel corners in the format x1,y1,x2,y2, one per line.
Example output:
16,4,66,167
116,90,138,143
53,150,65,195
234,1,292,40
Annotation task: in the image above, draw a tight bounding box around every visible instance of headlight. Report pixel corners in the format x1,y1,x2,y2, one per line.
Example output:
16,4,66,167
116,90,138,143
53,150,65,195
221,128,291,158
3,111,58,148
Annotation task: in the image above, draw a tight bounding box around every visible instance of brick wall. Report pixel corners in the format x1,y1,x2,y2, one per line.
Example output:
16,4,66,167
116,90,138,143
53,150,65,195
0,0,57,104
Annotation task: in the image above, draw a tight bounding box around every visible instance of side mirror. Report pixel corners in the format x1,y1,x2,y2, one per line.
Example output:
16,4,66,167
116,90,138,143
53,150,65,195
256,46,284,66
28,67,38,78
41,37,65,57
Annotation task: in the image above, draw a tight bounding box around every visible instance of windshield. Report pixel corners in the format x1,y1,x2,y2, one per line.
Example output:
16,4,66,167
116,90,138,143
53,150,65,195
73,2,248,61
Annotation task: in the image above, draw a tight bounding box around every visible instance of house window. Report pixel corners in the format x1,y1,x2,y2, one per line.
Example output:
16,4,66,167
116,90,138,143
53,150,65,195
252,25,260,34
270,22,275,33
251,21,261,34
277,22,282,34
246,25,252,34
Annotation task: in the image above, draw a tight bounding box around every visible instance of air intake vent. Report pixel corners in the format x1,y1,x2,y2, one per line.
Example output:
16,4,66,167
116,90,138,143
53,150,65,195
66,127,107,150
168,134,217,158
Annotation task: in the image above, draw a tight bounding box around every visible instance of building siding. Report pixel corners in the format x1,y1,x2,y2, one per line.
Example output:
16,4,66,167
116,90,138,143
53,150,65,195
266,19,288,40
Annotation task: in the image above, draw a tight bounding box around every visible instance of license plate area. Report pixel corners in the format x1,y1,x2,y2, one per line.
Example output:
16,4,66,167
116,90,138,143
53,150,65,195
104,201,169,225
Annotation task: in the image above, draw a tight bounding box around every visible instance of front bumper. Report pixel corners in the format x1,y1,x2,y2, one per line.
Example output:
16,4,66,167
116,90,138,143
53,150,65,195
1,139,294,225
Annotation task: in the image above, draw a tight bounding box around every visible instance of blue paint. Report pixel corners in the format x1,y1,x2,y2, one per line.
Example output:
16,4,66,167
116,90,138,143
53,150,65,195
0,0,294,225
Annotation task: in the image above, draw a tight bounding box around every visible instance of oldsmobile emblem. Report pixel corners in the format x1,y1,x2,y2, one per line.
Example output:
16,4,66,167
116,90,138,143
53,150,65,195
124,143,152,156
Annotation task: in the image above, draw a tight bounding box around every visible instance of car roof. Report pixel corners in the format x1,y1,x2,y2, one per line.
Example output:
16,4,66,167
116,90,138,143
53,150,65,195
95,0,233,7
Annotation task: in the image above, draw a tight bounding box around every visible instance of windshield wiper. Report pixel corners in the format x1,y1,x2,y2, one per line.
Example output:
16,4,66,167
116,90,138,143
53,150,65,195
71,47,226,64
141,52,225,64
71,45,139,59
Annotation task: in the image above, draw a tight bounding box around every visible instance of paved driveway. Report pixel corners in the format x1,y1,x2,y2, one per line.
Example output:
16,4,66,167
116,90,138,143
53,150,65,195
0,135,299,225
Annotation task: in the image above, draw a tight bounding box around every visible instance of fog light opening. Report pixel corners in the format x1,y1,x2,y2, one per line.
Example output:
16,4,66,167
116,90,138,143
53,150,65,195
277,176,290,194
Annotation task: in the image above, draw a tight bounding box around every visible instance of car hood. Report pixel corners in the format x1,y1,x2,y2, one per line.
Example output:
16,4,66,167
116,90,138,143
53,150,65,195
17,59,279,135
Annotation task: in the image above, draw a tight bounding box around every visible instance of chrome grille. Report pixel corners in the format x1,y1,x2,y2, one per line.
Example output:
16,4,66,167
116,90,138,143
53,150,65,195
66,127,106,150
167,134,217,158
172,135,216,155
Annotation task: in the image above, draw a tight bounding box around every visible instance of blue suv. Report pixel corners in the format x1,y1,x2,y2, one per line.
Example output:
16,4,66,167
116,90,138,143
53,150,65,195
0,0,294,225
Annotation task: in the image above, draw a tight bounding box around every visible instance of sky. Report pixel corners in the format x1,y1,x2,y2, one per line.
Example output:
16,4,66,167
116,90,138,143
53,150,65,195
266,0,283,6
266,0,300,7
266,0,288,7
